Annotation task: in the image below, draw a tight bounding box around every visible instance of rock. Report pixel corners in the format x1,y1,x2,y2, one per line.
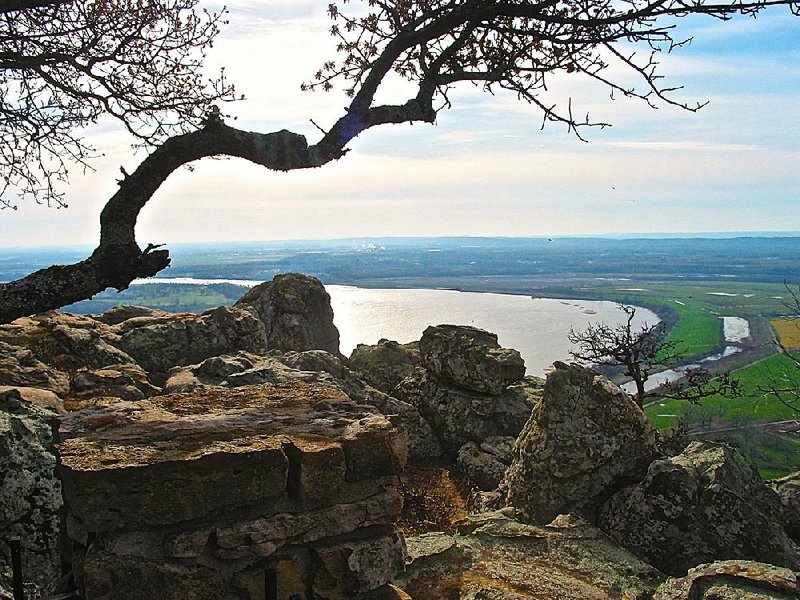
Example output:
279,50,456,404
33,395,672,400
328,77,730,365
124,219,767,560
419,325,526,394
92,305,173,326
0,341,70,396
457,441,509,491
396,509,665,599
652,560,798,599
57,381,408,600
114,305,268,375
502,362,658,524
349,339,422,394
235,273,341,355
0,389,63,595
0,385,63,413
312,526,407,599
163,352,332,394
771,472,800,542
599,440,800,576
70,363,160,401
340,377,442,460
0,313,135,374
279,349,345,379
395,374,543,456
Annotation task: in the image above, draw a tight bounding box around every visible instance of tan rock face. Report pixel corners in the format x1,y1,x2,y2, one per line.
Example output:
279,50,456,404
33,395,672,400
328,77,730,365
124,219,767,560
502,362,658,524
236,273,341,356
397,509,665,600
771,472,800,542
57,381,408,600
652,561,799,600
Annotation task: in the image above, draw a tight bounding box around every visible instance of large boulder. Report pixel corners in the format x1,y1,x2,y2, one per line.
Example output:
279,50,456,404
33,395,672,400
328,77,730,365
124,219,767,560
771,472,800,542
599,441,800,576
0,389,63,596
114,305,268,375
652,561,799,599
395,374,543,456
396,509,665,599
419,325,525,394
57,381,408,600
70,363,160,401
457,436,516,491
235,273,341,356
349,339,421,394
502,362,658,524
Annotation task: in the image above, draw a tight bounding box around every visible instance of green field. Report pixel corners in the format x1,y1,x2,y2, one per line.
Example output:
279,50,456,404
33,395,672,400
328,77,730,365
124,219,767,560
644,353,799,429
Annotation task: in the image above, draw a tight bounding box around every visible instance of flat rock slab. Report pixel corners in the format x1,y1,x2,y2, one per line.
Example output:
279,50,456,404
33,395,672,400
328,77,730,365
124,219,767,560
57,381,407,530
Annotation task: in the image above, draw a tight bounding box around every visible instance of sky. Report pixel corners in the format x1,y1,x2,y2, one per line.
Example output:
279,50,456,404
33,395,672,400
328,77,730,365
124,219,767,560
1,0,799,247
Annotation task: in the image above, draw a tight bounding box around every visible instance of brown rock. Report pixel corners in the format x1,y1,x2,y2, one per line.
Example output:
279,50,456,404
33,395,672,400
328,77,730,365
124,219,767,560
80,551,227,600
236,273,341,355
57,382,406,530
70,363,160,401
652,560,798,599
396,509,665,599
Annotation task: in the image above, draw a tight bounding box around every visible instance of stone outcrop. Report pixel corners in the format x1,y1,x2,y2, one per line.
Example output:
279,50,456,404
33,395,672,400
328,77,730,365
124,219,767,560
114,305,268,375
396,509,665,599
502,362,658,524
419,325,525,395
771,472,800,542
69,363,159,401
652,561,798,599
57,381,408,600
394,373,543,458
236,273,341,356
599,441,800,576
0,312,135,375
349,339,421,394
456,436,516,491
163,351,331,393
0,389,63,596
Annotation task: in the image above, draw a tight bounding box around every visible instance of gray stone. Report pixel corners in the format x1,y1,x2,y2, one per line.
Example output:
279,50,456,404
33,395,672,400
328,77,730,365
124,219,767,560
502,362,658,524
0,389,62,595
349,339,422,394
280,349,345,379
599,440,800,576
70,363,159,401
457,441,509,491
114,305,268,374
93,305,173,326
395,374,542,456
235,273,341,356
771,472,800,542
419,325,525,394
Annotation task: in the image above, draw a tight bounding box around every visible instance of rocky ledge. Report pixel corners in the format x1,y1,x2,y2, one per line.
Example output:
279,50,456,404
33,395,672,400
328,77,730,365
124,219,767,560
57,381,407,600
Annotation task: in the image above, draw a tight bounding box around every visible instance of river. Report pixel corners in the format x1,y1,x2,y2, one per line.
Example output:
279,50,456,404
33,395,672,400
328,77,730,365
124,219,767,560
133,278,658,375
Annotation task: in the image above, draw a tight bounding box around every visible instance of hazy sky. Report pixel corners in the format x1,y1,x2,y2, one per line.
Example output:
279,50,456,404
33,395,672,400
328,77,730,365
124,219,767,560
1,1,798,247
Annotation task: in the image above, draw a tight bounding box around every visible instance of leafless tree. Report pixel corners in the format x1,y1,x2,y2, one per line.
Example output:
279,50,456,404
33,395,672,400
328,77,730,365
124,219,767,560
569,304,740,407
0,0,236,210
0,0,798,323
